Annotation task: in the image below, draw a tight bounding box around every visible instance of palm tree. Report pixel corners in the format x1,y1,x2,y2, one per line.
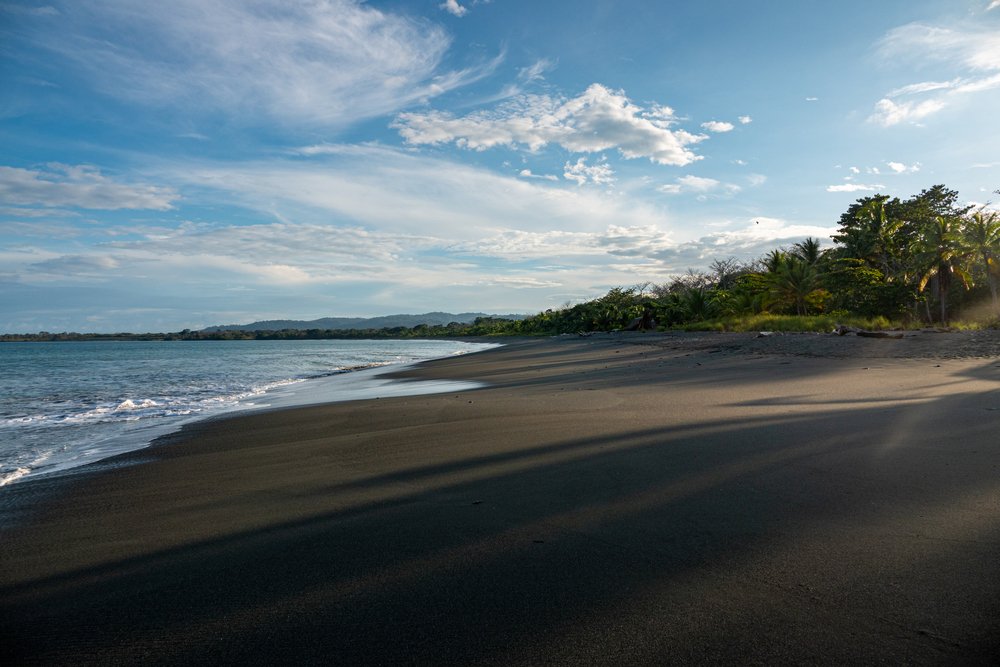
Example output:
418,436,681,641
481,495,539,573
679,287,718,321
761,249,787,273
769,256,821,315
962,209,1000,315
718,289,764,316
834,197,904,280
791,237,823,265
911,215,973,324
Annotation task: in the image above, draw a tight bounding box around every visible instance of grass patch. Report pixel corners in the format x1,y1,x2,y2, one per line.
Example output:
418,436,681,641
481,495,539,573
675,314,897,333
944,320,992,331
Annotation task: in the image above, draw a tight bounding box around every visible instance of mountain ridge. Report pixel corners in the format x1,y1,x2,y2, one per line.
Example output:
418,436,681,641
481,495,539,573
203,312,526,332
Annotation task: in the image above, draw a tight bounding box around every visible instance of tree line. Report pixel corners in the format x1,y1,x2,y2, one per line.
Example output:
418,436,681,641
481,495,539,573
482,184,998,335
4,184,996,342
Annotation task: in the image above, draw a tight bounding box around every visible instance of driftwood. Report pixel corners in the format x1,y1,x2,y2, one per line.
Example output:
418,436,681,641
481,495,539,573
834,325,904,339
624,310,657,332
857,330,904,339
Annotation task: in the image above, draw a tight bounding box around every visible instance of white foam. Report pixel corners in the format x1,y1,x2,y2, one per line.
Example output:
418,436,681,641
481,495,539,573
258,363,488,410
115,398,158,411
0,467,31,487
0,340,501,486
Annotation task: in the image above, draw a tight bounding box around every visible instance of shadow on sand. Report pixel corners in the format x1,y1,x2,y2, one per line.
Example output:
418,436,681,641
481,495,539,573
2,338,999,665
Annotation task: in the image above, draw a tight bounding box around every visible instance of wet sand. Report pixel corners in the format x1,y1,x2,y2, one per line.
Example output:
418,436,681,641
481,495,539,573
2,331,999,664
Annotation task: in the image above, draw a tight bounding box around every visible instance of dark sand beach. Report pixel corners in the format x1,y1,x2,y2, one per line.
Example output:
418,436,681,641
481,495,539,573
2,331,999,665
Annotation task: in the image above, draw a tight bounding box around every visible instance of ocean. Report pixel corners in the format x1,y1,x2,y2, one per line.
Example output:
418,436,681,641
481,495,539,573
0,338,497,487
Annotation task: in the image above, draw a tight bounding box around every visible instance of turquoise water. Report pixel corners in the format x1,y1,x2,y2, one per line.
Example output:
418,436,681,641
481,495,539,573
0,339,495,486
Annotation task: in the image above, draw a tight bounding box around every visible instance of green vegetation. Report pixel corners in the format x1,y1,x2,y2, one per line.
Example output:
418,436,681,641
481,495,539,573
677,314,894,334
475,184,1000,336
4,184,998,342
486,184,999,336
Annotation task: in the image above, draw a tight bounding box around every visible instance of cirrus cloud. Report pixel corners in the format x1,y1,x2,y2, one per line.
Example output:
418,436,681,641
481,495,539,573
869,22,1000,126
22,0,496,128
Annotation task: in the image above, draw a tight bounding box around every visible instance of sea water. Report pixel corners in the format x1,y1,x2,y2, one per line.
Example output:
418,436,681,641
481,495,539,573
0,339,497,486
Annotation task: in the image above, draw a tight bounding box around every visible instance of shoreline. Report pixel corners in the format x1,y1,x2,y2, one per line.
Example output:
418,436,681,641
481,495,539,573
0,338,501,491
2,332,999,663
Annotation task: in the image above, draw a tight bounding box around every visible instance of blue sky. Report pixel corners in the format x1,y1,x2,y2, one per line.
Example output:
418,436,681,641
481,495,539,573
2,0,999,332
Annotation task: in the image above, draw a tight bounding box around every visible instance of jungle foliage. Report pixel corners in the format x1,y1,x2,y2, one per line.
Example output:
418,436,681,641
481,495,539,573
469,185,1000,335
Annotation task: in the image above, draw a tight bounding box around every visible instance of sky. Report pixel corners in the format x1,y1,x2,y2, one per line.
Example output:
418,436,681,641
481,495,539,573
1,0,999,332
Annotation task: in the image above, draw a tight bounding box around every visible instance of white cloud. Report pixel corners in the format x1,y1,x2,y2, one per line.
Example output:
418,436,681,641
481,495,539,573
293,144,356,157
484,59,556,103
29,254,122,281
989,1,1000,10
677,175,722,192
447,224,696,268
826,183,886,193
639,217,836,270
805,97,819,102
394,83,708,166
518,59,554,84
447,229,600,260
953,72,1000,93
44,147,688,301
518,169,558,181
887,161,921,173
659,175,741,197
738,115,752,124
869,97,947,126
888,79,959,96
0,206,77,219
563,157,615,186
5,146,847,322
0,4,60,16
0,164,177,210
166,145,671,239
487,276,562,289
29,0,495,128
108,223,430,283
871,22,1000,126
849,166,860,174
701,120,734,133
440,0,468,17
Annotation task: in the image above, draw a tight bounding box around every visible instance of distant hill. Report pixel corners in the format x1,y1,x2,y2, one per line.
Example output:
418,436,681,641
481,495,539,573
203,312,526,332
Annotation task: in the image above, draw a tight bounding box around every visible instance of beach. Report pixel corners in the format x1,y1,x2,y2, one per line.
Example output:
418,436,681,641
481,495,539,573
2,331,999,664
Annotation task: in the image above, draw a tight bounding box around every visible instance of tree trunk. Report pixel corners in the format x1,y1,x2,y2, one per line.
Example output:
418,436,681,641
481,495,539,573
938,265,950,324
984,252,998,316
